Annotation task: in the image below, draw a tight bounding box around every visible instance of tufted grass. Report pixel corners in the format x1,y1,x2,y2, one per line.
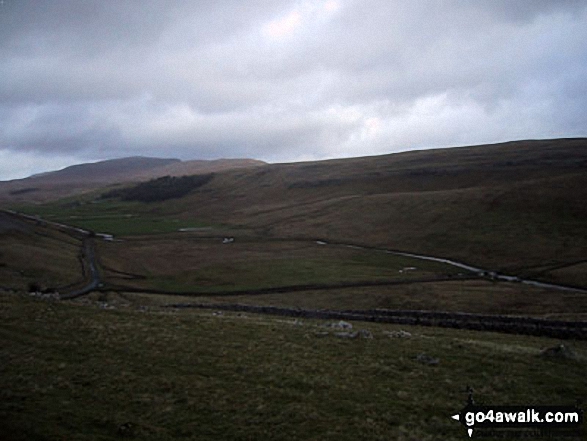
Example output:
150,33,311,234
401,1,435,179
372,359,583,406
1,294,585,440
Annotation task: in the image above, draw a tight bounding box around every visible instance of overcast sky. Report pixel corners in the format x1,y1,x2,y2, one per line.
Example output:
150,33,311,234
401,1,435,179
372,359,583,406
1,0,586,180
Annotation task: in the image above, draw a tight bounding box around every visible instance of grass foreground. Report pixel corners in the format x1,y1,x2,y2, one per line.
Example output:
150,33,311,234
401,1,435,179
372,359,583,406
1,294,585,440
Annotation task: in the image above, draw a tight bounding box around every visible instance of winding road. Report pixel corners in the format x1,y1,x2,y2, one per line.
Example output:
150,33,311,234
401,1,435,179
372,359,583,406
60,238,102,299
3,209,586,341
1,210,102,299
318,240,587,293
4,208,586,298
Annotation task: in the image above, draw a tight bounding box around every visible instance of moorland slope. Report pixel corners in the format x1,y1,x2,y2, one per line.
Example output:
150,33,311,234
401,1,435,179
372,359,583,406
162,138,587,274
0,156,265,202
6,138,587,291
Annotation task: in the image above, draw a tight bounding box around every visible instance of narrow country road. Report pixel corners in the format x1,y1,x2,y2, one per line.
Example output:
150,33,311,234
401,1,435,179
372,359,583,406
317,240,587,293
1,209,101,299
3,209,585,339
3,209,585,299
60,238,102,299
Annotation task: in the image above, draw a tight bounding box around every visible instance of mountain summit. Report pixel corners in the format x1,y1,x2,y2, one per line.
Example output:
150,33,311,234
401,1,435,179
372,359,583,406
0,156,266,202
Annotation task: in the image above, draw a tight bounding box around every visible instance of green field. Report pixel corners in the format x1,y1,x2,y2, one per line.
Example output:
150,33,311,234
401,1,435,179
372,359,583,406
97,238,462,294
15,199,213,236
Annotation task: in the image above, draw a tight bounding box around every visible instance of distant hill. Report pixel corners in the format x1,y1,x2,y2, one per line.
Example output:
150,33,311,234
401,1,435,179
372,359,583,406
29,157,181,183
3,138,587,277
133,138,586,273
0,156,266,202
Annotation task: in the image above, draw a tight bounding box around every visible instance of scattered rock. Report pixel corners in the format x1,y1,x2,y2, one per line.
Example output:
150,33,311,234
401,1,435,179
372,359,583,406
28,290,60,300
358,329,373,339
325,320,353,330
416,353,439,366
540,343,576,360
99,302,116,310
384,330,412,339
317,328,372,339
212,311,224,316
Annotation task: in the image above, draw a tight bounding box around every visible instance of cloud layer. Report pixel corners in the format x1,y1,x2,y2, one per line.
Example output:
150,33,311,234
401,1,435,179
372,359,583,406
1,0,586,179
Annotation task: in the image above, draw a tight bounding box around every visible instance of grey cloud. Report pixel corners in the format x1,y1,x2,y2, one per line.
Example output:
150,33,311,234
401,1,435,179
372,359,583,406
1,0,586,179
472,0,587,22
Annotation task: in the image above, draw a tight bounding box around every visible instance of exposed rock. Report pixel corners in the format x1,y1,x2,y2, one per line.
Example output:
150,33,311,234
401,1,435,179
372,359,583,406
358,329,373,339
28,291,60,300
540,343,576,360
384,330,412,338
99,302,115,310
416,353,439,366
164,303,587,340
325,320,353,330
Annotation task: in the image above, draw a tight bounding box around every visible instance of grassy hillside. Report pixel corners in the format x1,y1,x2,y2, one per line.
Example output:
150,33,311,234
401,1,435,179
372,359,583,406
1,139,586,440
167,139,587,275
1,294,585,441
186,140,587,269
9,138,587,290
0,212,85,293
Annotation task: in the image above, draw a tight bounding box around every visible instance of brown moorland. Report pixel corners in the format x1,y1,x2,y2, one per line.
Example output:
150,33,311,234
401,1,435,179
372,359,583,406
1,139,587,441
7,138,587,296
156,138,587,277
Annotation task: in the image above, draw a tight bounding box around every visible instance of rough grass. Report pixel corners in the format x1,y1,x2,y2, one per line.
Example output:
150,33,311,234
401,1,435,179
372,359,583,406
182,280,587,320
10,139,587,287
163,140,587,276
0,228,82,292
97,238,462,293
2,140,586,440
14,200,212,237
530,262,587,289
94,237,587,320
1,294,586,441
67,216,209,236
